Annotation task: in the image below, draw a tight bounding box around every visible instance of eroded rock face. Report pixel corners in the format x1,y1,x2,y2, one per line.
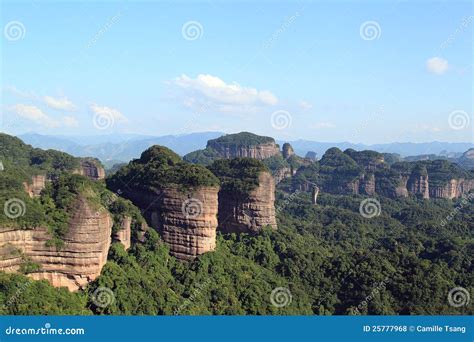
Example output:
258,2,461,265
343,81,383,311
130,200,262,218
121,187,219,261
114,216,131,250
75,160,105,180
23,174,46,197
394,176,409,198
207,140,280,160
359,173,376,196
282,143,295,159
429,179,474,199
407,175,430,199
273,167,294,184
0,197,112,291
217,172,277,233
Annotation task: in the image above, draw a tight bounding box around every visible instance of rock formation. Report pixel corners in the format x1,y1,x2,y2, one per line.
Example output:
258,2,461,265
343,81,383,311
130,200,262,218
23,174,46,197
428,178,474,199
206,132,280,160
273,167,294,184
208,158,277,234
107,145,221,261
75,159,105,180
407,167,430,199
359,173,376,196
208,141,280,160
217,172,277,233
114,216,132,250
0,196,112,291
282,143,295,159
121,187,219,260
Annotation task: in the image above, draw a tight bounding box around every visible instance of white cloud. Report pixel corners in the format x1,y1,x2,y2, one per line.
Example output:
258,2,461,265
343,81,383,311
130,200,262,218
299,100,313,110
9,104,60,128
3,86,38,99
310,122,336,129
62,116,80,127
426,57,449,75
89,103,128,123
171,74,278,113
44,96,77,111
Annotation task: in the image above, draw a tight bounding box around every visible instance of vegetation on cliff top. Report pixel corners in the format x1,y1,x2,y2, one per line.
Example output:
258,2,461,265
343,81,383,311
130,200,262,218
107,145,219,193
207,132,275,148
208,158,269,196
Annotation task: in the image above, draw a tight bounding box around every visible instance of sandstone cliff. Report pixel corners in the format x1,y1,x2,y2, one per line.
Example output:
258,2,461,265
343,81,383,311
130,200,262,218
216,172,277,233
114,216,132,250
206,132,281,160
407,174,430,199
74,159,105,180
121,187,219,260
106,145,221,261
207,140,280,160
0,196,112,291
282,143,295,159
22,174,46,197
428,178,474,199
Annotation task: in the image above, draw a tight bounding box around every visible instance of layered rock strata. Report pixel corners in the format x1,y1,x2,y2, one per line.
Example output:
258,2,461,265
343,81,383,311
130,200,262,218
121,187,219,261
0,197,112,291
114,216,131,250
217,172,277,233
23,174,46,197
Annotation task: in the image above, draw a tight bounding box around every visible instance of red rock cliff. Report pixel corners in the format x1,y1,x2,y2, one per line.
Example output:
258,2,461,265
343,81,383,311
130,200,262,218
0,196,112,291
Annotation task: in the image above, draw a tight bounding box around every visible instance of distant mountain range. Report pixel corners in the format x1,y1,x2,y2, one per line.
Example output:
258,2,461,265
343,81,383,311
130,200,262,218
17,132,473,167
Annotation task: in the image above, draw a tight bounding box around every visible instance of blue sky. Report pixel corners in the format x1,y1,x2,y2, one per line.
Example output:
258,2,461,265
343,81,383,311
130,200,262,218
1,0,472,143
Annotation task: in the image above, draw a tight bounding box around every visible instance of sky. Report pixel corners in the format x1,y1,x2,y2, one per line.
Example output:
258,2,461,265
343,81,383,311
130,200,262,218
0,0,473,144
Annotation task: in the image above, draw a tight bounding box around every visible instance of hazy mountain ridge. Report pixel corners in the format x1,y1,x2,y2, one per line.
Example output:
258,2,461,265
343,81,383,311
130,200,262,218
18,133,472,166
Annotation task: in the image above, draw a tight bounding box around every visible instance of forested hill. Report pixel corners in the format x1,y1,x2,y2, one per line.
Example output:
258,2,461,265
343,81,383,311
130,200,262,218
0,133,472,315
